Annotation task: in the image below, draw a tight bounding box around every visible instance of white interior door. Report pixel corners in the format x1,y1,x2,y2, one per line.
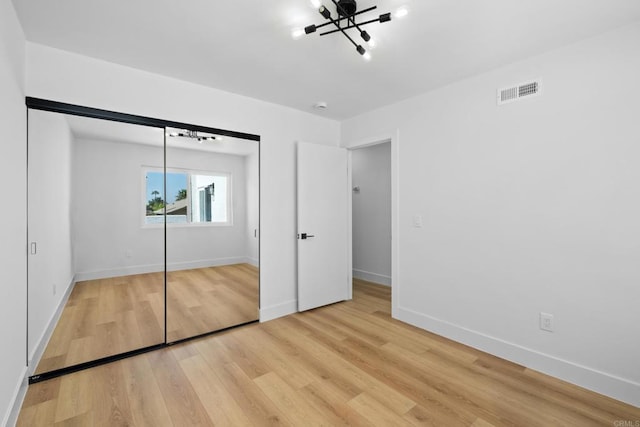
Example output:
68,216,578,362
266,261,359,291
297,142,349,311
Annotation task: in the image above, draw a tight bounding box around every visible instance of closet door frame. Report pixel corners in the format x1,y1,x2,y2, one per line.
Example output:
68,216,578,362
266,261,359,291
26,97,261,384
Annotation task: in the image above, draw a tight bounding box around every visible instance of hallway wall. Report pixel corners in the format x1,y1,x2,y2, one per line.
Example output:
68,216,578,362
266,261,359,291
351,142,392,285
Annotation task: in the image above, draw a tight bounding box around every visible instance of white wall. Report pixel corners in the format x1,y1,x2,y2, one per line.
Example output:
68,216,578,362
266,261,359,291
72,136,254,278
351,142,391,285
0,0,26,424
25,42,341,321
341,23,640,406
27,110,74,362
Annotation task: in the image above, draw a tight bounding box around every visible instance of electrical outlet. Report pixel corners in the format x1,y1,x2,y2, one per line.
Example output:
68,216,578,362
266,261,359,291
125,249,133,258
53,284,57,296
413,215,423,228
540,312,554,332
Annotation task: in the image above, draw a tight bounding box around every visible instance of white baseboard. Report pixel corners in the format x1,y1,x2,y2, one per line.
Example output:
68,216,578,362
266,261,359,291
75,257,250,281
260,299,297,322
3,366,28,427
397,306,640,408
353,269,391,286
246,257,259,268
28,275,76,372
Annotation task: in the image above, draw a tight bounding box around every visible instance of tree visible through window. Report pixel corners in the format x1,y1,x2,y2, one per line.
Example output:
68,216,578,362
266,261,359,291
144,169,230,225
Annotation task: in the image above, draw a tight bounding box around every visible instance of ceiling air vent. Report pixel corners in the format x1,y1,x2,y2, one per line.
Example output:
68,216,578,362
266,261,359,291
497,79,541,106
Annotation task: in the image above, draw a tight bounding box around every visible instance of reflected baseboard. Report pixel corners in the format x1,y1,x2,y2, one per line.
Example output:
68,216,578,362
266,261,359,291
28,274,76,376
75,257,256,281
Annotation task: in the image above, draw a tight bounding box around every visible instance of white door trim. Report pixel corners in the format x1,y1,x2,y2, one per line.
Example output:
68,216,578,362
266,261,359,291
344,130,400,318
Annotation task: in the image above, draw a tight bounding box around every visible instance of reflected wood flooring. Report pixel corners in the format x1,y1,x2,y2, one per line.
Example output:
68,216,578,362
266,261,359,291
35,264,259,374
167,263,259,342
22,279,640,426
35,272,165,374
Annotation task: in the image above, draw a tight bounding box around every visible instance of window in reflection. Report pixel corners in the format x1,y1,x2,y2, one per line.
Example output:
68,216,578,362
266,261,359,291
144,168,232,225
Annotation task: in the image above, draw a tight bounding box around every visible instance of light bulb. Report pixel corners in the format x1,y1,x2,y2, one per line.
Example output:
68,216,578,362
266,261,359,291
319,5,331,19
368,38,377,48
363,52,372,61
394,7,408,19
291,28,305,39
310,0,322,8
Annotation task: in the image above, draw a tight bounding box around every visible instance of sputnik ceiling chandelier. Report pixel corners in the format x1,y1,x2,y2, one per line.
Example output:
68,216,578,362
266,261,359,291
167,129,222,143
293,0,408,60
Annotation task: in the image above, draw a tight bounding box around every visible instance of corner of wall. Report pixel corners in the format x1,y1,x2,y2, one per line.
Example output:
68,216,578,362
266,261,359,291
0,0,28,424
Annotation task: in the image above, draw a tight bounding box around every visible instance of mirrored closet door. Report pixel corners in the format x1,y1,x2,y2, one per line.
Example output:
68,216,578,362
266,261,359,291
165,128,259,341
27,100,259,382
28,110,166,375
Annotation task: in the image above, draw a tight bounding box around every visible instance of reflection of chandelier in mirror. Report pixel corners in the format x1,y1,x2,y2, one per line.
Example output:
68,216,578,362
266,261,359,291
292,0,408,60
167,129,222,143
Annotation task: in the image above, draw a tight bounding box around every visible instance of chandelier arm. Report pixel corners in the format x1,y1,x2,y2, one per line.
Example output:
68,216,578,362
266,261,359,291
314,5,377,31
339,26,359,48
319,16,382,36
326,14,359,47
351,5,377,17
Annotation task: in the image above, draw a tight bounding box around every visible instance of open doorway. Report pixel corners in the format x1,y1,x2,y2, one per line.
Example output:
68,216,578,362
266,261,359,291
350,142,392,287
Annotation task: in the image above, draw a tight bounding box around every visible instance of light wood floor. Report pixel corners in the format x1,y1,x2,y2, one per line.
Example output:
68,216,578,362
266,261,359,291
21,279,639,426
35,264,259,375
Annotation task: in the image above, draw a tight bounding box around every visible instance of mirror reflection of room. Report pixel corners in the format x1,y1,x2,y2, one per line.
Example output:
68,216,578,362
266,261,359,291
164,127,259,342
27,111,259,377
28,110,166,375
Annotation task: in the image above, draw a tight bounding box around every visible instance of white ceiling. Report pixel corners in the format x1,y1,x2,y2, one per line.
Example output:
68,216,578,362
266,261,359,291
13,0,640,120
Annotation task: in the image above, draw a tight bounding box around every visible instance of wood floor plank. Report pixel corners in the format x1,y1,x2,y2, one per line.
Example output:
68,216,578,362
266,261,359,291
91,363,136,427
253,372,327,427
298,379,372,427
236,326,317,389
147,350,214,427
348,392,410,426
403,403,470,427
53,410,93,427
53,369,94,423
19,279,640,426
122,355,174,427
215,332,272,380
16,400,58,427
179,354,253,426
213,362,293,426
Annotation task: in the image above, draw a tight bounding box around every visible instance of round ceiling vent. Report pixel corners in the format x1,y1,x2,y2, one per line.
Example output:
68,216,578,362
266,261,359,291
313,101,328,110
337,0,357,17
